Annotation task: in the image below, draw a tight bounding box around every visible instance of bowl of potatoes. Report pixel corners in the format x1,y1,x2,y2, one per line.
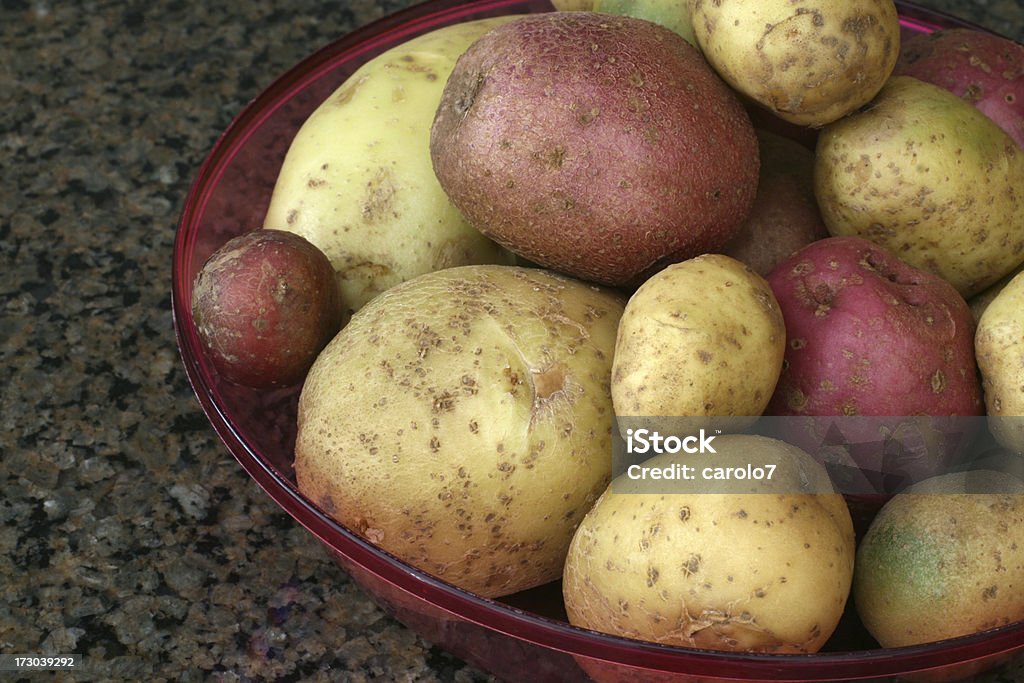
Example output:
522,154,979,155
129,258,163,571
172,0,1024,680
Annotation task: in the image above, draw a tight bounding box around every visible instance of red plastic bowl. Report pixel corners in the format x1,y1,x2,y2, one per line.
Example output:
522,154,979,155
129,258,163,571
172,1,1024,681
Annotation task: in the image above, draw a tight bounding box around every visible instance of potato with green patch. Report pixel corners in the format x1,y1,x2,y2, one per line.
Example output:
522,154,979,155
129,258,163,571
551,0,696,46
976,271,1024,452
595,0,696,46
854,471,1024,648
563,435,855,653
688,0,900,127
815,76,1024,298
612,254,785,432
264,18,517,314
294,265,624,598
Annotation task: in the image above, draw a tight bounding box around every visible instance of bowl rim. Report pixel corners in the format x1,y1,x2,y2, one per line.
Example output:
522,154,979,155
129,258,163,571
171,0,1024,677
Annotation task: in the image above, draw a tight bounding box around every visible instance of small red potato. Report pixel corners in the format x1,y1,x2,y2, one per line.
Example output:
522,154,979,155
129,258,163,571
895,28,1024,149
191,229,343,389
765,237,983,487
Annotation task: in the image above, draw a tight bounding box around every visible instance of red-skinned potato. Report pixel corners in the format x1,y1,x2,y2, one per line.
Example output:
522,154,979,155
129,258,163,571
191,229,344,389
430,12,759,287
894,28,1024,149
765,237,983,488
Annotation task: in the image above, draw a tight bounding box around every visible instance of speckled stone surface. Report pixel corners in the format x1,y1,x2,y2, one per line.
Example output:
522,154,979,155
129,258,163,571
2,0,1022,681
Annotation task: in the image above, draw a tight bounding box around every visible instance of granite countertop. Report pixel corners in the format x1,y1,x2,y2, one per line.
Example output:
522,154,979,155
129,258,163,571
2,0,1022,681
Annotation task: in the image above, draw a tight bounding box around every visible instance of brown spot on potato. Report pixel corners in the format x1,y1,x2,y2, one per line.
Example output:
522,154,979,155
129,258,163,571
682,554,702,577
577,106,601,125
546,146,567,169
332,75,367,106
452,71,486,119
362,167,397,223
787,388,808,412
842,14,876,38
433,391,456,412
532,364,566,401
646,566,660,587
319,494,337,514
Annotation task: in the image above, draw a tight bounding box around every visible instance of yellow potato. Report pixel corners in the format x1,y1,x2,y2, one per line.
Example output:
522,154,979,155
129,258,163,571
264,18,517,313
611,254,785,433
976,272,1024,452
970,261,1024,324
815,76,1024,298
563,435,856,653
854,472,1024,648
688,0,900,127
294,265,624,598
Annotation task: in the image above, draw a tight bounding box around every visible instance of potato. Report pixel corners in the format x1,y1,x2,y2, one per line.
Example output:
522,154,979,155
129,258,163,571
854,471,1024,648
430,12,759,287
688,0,900,127
765,237,983,488
815,76,1024,298
895,28,1024,149
592,0,696,46
720,129,829,276
551,0,696,46
563,435,855,653
294,265,624,598
263,18,517,314
191,229,343,389
969,261,1024,323
550,0,594,9
976,271,1024,453
611,254,785,433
